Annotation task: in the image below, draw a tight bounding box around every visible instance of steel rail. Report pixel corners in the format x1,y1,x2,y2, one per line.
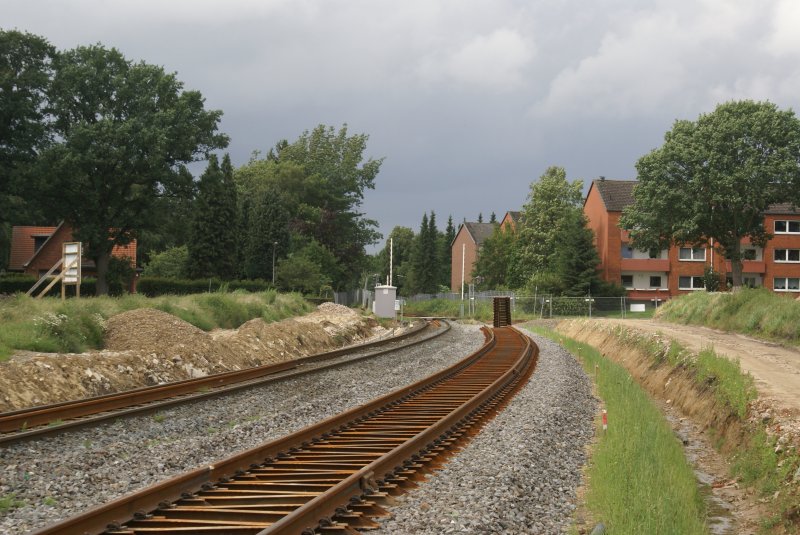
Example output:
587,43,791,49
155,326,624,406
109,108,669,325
31,326,536,535
0,319,440,444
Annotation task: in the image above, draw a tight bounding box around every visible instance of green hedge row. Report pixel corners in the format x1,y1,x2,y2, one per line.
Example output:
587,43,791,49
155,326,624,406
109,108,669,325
0,274,101,296
136,277,274,296
0,275,272,297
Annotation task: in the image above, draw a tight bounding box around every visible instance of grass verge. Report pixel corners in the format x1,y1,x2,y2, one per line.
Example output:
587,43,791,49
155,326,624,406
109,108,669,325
657,288,800,346
0,290,313,361
554,320,800,533
529,325,707,534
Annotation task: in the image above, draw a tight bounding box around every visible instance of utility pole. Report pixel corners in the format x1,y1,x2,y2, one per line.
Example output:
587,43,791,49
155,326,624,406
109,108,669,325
272,241,278,284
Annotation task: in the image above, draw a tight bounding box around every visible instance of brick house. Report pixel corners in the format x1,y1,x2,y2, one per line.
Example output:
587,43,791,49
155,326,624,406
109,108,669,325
450,222,496,293
584,178,800,299
8,222,137,290
499,211,521,232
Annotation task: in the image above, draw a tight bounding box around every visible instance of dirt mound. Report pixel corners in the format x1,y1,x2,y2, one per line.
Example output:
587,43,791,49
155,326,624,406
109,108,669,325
0,304,387,411
105,308,208,353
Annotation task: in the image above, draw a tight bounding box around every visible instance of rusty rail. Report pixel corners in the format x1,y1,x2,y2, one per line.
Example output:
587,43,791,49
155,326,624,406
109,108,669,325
32,326,536,535
0,319,438,443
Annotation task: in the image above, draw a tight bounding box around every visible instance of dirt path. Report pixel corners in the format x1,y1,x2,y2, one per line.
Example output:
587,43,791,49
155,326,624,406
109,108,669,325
596,318,800,420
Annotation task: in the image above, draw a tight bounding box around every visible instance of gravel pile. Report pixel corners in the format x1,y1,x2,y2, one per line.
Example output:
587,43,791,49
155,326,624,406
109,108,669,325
372,329,596,534
0,323,485,534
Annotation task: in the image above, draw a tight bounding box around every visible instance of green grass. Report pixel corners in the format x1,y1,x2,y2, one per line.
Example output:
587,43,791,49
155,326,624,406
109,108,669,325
657,288,800,345
0,493,25,512
529,325,707,535
0,290,313,361
695,348,757,419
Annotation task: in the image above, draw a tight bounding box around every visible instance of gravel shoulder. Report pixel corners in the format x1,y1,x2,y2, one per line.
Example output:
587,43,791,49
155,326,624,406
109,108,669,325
0,323,485,534
372,328,597,535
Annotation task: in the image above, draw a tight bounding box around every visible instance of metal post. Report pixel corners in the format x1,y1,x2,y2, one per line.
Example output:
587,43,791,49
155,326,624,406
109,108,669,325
272,241,278,284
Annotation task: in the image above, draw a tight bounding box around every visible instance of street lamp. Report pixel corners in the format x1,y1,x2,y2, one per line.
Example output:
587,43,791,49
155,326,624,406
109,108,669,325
272,241,278,285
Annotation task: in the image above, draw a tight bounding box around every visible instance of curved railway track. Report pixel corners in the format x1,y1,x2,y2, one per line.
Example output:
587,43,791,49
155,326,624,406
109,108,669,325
32,325,537,535
0,320,447,446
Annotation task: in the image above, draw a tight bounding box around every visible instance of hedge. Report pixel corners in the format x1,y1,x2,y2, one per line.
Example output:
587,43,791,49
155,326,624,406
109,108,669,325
0,275,101,297
136,277,274,296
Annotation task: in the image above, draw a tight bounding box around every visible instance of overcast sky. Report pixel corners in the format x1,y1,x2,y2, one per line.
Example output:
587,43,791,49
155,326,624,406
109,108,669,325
6,0,800,250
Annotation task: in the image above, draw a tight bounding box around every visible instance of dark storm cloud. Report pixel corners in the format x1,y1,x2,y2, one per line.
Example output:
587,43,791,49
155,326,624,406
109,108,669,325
6,0,800,249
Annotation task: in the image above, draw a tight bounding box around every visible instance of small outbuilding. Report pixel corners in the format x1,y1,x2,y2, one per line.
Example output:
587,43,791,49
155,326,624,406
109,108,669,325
372,284,397,318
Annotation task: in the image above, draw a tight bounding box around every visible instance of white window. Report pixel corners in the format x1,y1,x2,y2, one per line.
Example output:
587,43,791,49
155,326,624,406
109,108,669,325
679,247,706,261
621,275,634,288
743,276,759,288
774,277,800,291
774,249,800,262
679,276,705,290
775,220,800,234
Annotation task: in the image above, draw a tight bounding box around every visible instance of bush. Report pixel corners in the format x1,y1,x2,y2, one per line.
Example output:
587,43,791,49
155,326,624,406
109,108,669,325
0,275,98,297
137,277,273,297
142,246,189,279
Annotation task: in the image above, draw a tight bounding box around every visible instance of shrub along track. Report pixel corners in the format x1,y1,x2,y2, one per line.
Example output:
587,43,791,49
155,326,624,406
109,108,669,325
32,326,536,535
0,320,444,446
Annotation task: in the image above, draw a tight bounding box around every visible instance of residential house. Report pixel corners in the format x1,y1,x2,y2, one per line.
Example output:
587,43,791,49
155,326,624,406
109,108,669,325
450,221,496,293
583,178,800,300
8,222,138,291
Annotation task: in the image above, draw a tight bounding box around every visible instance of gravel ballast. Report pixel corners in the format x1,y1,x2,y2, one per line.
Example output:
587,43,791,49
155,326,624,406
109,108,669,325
0,324,484,533
0,325,597,534
372,329,596,534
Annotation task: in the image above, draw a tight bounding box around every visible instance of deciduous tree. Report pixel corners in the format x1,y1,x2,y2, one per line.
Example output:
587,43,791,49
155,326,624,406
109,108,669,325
37,44,227,294
620,100,800,287
512,166,583,285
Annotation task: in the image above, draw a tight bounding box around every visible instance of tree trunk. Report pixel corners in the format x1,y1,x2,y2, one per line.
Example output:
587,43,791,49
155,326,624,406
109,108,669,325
730,259,743,289
95,251,110,296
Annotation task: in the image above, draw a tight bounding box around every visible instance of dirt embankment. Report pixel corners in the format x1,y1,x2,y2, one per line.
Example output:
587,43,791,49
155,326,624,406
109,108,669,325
0,303,386,411
557,319,800,533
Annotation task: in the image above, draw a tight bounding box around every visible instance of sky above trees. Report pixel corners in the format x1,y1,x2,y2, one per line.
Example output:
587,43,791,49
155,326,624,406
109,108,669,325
5,1,800,248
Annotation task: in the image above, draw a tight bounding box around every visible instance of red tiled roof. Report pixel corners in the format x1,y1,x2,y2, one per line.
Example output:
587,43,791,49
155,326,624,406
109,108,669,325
9,226,57,270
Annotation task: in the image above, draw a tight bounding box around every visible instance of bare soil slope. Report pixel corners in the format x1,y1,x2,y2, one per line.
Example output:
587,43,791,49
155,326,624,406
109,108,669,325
0,303,386,411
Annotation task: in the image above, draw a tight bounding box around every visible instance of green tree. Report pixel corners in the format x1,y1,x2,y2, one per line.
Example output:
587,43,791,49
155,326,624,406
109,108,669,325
552,210,602,296
142,245,189,279
245,187,290,281
36,44,227,294
512,166,583,286
489,212,497,223
134,165,197,267
620,100,800,287
376,226,415,294
236,125,383,288
409,212,439,294
439,215,456,288
0,30,56,269
472,223,514,289
188,155,238,279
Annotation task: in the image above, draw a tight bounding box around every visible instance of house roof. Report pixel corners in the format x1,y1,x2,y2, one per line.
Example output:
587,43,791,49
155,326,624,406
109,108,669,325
463,222,497,245
506,211,521,222
765,203,800,215
23,221,66,268
589,178,798,216
9,225,59,270
590,179,636,212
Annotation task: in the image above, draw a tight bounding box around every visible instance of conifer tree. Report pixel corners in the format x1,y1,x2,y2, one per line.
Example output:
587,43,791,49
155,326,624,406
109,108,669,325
409,212,439,294
217,154,239,279
552,210,602,296
477,213,483,223
245,187,290,281
188,156,224,279
439,215,455,288
489,212,497,223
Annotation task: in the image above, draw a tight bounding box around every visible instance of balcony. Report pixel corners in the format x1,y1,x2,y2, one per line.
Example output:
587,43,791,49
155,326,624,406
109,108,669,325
724,260,766,274
620,258,670,271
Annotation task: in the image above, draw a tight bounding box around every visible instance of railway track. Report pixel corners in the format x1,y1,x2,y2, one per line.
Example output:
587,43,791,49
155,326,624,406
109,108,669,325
0,320,447,446
33,325,536,535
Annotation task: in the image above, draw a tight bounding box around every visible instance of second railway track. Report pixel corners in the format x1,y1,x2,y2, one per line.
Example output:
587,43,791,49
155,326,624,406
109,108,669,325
0,319,447,446
32,325,537,535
